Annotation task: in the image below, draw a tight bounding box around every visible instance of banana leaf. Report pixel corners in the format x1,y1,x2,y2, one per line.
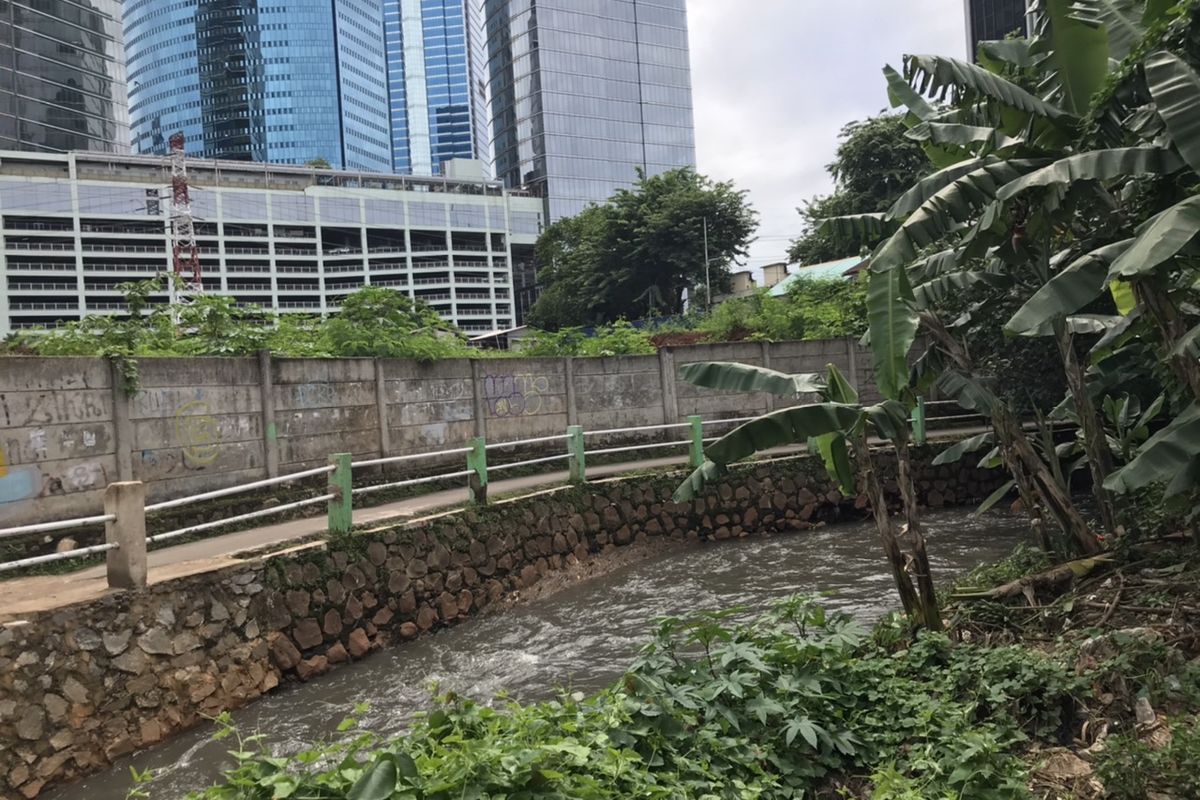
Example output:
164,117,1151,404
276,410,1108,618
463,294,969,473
1145,50,1200,176
824,363,859,405
913,270,1011,310
975,479,1017,515
706,403,865,465
904,54,1076,123
1108,195,1200,278
816,212,897,244
1104,403,1200,494
867,261,919,402
1035,0,1111,115
886,157,992,220
1069,0,1145,61
679,362,825,398
674,459,730,502
1005,239,1131,335
932,432,994,465
977,38,1035,70
884,63,938,123
816,433,856,496
995,147,1182,202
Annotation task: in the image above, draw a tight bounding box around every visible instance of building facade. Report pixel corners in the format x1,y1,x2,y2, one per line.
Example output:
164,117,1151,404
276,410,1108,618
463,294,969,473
123,0,392,173
964,0,1029,59
0,151,543,336
385,0,491,175
0,0,130,154
484,0,697,221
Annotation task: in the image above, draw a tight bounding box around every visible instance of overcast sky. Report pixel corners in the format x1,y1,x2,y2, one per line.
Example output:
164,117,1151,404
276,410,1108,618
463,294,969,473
687,0,967,272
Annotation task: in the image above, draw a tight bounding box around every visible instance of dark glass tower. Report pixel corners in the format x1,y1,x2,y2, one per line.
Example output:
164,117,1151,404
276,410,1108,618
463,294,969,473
484,0,698,221
124,0,392,172
964,0,1029,59
384,0,490,175
0,0,129,153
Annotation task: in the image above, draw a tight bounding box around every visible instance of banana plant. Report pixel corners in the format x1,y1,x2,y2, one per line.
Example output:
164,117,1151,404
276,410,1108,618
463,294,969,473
673,361,942,631
825,1,1200,547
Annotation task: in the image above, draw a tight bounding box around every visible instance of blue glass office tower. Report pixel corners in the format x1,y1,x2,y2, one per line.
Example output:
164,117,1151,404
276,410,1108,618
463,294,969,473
485,0,698,221
124,0,392,172
384,0,490,175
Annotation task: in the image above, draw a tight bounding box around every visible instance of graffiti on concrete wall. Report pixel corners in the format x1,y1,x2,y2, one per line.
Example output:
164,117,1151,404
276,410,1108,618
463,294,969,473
175,400,220,468
0,446,39,511
483,372,550,417
0,391,106,428
294,382,336,408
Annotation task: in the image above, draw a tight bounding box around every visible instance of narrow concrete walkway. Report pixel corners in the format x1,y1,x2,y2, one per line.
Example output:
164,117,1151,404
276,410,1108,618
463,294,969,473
0,423,999,620
0,453,706,619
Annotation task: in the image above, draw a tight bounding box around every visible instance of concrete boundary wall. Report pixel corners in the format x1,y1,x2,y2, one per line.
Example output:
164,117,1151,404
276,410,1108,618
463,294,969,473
0,338,878,526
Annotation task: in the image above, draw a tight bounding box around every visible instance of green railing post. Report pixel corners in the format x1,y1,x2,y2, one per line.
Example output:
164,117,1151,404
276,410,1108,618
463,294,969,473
688,415,704,468
327,452,353,534
567,425,586,484
912,396,927,445
467,436,488,505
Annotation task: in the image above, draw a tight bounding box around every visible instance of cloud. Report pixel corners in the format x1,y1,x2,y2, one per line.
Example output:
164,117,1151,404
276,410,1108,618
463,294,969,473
687,0,966,270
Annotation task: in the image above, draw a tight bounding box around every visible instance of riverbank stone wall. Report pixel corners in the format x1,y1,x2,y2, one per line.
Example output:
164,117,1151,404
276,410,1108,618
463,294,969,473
0,449,1008,798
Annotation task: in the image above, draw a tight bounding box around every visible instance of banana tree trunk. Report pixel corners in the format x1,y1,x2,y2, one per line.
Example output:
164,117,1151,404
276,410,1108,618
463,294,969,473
1135,278,1200,403
894,436,943,631
851,432,922,620
993,408,1102,556
918,311,1101,556
1055,324,1118,534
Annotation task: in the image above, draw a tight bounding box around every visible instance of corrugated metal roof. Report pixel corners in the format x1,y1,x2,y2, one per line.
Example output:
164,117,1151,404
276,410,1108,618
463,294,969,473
768,256,864,296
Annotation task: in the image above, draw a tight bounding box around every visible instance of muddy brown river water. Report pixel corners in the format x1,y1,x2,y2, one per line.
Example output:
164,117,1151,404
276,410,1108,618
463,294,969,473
50,510,1030,799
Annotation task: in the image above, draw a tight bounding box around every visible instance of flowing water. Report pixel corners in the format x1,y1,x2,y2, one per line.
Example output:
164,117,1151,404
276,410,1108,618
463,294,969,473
53,510,1030,800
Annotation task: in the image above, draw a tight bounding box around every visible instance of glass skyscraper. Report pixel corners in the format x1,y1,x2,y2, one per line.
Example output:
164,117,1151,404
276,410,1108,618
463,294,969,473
0,0,129,154
124,0,392,172
484,0,697,221
964,0,1029,60
384,0,491,175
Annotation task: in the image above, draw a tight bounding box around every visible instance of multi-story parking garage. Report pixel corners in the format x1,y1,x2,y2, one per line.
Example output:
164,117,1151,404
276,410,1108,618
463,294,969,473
0,151,542,336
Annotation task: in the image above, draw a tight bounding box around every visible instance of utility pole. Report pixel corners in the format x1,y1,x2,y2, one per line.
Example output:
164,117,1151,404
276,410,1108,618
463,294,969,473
703,216,711,311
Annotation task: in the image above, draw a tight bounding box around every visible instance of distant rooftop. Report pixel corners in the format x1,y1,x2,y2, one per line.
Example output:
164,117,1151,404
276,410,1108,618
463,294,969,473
768,256,864,297
0,150,533,198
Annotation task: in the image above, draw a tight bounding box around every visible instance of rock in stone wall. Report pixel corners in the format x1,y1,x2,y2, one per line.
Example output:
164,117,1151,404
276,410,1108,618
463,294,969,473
0,448,1008,798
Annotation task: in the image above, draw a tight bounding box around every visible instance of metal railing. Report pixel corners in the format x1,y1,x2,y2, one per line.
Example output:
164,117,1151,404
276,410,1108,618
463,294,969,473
0,400,980,588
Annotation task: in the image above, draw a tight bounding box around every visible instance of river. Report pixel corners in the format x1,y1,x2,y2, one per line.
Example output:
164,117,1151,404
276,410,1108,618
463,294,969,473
51,510,1029,800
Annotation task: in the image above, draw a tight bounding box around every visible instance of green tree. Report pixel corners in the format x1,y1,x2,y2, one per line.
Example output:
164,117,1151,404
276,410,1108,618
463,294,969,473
788,115,932,265
305,157,333,169
529,168,758,328
322,287,471,361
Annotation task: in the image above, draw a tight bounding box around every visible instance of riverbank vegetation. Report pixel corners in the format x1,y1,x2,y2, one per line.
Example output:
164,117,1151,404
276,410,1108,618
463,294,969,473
2,275,869,362
181,543,1200,800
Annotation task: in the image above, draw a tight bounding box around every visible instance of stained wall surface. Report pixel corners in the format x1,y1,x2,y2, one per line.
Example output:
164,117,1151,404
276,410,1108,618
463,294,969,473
0,338,875,525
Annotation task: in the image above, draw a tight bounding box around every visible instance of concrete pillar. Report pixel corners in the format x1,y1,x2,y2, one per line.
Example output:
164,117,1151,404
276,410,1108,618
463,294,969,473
258,350,279,478
760,340,776,412
104,482,146,589
564,357,578,426
657,347,677,425
567,425,585,484
327,453,353,534
687,415,704,468
467,436,488,505
469,359,487,437
108,358,134,482
373,358,391,459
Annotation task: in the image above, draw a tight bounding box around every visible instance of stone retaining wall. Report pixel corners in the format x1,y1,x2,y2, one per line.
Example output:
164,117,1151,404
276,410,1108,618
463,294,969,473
0,450,1007,798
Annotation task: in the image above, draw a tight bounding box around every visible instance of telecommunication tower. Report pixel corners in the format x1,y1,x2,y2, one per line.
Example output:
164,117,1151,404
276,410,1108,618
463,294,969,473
168,132,202,300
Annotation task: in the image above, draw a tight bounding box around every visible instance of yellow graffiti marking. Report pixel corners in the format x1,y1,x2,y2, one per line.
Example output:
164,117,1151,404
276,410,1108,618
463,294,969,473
175,400,220,467
0,446,7,478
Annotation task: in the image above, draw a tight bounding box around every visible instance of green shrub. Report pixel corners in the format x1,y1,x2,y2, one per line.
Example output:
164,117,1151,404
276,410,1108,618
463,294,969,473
185,597,1084,800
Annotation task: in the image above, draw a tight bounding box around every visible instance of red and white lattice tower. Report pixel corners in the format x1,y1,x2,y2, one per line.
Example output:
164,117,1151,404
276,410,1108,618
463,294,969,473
168,131,202,294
